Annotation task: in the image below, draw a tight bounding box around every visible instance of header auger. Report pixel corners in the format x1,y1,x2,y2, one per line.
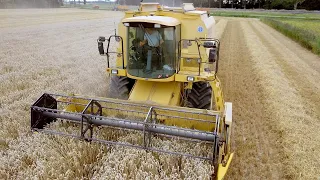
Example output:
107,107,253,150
31,3,233,179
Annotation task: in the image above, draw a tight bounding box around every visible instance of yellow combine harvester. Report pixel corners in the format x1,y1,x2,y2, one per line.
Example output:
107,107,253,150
31,3,233,179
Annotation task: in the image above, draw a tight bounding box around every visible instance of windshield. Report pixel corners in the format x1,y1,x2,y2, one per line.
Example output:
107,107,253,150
127,26,176,79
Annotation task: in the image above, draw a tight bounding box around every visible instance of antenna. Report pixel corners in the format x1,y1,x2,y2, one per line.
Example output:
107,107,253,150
139,0,144,11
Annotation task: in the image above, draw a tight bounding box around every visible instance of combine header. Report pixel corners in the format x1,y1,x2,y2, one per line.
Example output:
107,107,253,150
31,2,233,179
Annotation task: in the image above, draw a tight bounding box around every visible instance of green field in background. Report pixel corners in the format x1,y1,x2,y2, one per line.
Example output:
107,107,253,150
212,10,320,55
212,11,320,20
261,18,320,55
280,19,320,34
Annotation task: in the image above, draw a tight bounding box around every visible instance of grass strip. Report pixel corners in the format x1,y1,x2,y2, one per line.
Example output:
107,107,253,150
261,18,320,55
211,11,320,20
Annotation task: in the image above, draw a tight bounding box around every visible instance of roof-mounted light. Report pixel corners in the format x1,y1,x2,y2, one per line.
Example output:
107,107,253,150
154,24,161,28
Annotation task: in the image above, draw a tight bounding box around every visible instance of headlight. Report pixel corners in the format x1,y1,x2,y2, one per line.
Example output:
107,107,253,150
111,69,118,74
187,76,194,82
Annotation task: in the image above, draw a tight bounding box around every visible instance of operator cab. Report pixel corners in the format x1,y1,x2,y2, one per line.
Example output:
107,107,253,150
122,16,181,79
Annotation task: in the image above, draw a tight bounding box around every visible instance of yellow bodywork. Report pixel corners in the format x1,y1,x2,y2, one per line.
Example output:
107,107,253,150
29,3,232,179
101,3,232,179
115,6,216,70
129,80,181,106
217,153,234,179
109,2,221,108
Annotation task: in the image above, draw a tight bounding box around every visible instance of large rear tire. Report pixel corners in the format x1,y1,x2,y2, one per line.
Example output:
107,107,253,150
108,76,135,99
186,82,213,110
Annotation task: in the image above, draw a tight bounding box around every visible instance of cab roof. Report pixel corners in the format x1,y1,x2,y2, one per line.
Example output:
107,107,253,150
122,16,180,27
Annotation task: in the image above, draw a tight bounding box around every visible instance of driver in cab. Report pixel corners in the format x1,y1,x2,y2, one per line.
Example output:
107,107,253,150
139,28,164,73
139,28,164,47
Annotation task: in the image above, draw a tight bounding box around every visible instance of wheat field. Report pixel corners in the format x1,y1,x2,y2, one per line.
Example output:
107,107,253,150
0,9,319,180
0,9,214,179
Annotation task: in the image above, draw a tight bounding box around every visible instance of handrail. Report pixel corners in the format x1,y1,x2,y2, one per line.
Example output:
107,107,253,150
178,38,220,76
106,35,125,69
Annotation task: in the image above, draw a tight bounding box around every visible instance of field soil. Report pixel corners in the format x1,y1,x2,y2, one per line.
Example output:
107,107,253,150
218,17,320,180
0,9,319,179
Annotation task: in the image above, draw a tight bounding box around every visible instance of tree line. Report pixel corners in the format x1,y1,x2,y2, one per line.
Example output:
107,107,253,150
1,0,319,10
118,0,320,10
